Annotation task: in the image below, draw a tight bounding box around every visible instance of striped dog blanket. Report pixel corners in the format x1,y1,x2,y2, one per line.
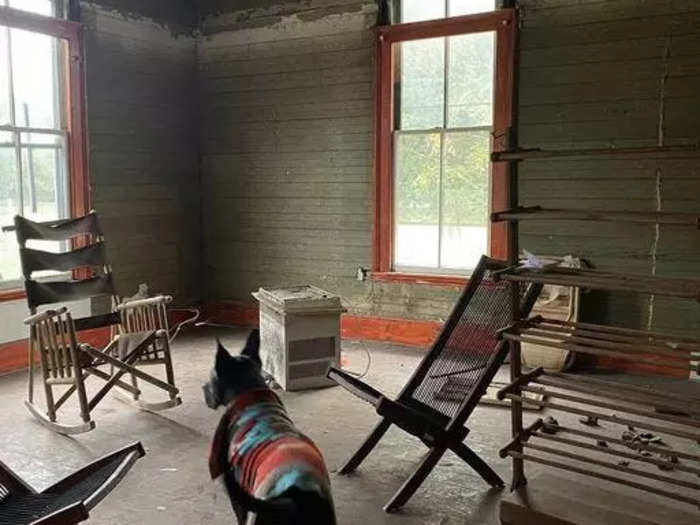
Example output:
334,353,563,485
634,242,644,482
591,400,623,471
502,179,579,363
209,388,332,504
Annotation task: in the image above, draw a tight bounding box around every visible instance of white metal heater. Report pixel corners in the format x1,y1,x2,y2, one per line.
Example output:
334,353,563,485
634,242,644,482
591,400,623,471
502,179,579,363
252,285,345,391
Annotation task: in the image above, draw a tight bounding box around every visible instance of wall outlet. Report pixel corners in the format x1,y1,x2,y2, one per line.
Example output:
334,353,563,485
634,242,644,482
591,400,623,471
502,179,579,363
356,266,368,281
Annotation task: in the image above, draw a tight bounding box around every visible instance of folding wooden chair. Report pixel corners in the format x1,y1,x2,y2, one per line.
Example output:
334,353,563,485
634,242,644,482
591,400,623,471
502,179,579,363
14,212,181,435
0,442,144,524
327,256,543,512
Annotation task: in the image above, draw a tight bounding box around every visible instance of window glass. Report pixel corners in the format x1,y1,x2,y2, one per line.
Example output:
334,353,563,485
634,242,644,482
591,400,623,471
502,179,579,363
0,29,9,126
393,30,495,273
8,0,54,16
399,37,445,130
402,1,496,23
401,0,445,23
0,23,68,287
11,28,61,129
0,131,21,284
394,132,440,269
449,0,496,17
447,31,494,128
441,130,490,270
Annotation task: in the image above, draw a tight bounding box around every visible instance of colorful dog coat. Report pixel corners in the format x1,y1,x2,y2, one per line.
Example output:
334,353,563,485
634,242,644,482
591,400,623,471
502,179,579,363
209,388,332,504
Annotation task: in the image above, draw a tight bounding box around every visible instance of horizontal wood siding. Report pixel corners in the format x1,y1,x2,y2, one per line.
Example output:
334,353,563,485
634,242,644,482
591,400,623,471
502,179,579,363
81,3,200,302
517,0,700,338
198,0,464,322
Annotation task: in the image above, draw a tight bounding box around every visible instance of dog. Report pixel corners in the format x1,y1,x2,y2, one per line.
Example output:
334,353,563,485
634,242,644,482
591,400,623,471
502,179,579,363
203,330,336,525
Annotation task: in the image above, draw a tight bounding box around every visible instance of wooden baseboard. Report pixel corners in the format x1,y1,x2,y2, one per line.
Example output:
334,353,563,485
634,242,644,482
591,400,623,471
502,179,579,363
201,301,441,348
2,302,685,378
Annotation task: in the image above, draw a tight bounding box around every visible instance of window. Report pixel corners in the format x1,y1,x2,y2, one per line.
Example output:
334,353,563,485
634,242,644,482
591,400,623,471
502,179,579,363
373,7,515,283
0,3,87,293
401,0,496,23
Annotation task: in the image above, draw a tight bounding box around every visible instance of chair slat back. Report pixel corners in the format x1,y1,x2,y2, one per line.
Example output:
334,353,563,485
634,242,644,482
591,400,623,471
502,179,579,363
120,302,168,333
404,256,539,420
31,309,80,381
14,213,118,311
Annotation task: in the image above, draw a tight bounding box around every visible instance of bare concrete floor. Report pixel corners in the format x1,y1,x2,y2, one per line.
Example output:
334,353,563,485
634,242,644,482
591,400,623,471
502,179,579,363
1,328,698,524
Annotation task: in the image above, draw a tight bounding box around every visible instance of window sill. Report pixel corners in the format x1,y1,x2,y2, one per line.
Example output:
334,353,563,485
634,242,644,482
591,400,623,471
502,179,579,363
0,288,26,302
371,272,467,287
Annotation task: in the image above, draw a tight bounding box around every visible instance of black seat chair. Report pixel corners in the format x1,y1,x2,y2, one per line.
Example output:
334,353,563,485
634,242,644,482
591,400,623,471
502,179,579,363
327,255,543,512
0,442,144,525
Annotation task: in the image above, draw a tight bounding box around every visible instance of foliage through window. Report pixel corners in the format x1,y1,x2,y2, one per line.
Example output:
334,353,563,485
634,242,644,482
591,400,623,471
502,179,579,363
393,8,495,273
1,0,70,288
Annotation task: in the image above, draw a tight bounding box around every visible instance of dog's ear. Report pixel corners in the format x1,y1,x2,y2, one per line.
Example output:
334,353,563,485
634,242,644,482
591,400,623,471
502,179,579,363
215,339,232,372
241,329,261,367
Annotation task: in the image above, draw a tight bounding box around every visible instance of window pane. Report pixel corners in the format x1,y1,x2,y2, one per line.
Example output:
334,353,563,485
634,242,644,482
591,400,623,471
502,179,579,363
401,0,445,23
0,131,21,285
394,132,440,269
8,0,54,16
449,0,496,17
21,132,67,222
447,31,494,128
399,38,445,130
11,28,61,129
0,28,10,126
440,130,490,271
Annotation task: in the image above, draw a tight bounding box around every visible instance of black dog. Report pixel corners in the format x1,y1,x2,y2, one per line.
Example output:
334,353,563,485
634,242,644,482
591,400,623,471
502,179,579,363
204,331,336,525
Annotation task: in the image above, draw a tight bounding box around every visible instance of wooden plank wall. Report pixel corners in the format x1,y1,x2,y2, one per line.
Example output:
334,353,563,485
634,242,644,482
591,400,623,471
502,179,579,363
197,0,465,321
79,2,200,303
198,0,700,333
517,0,700,337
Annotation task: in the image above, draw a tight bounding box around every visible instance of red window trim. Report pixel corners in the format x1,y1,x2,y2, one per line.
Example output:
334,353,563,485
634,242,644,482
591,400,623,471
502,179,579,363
372,9,517,285
0,7,90,302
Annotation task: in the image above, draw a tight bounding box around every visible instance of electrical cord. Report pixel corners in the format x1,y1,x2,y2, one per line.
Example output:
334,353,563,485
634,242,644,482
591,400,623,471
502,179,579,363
168,307,201,343
341,339,372,379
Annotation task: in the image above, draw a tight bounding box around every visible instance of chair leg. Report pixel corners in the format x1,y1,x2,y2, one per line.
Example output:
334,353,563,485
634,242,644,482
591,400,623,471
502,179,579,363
339,418,392,475
384,446,446,513
74,373,92,424
450,442,505,488
38,352,57,423
129,373,140,400
161,339,177,400
27,334,35,403
43,382,57,422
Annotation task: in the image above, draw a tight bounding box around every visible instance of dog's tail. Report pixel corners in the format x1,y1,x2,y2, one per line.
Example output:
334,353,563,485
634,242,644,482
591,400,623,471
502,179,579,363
224,471,296,518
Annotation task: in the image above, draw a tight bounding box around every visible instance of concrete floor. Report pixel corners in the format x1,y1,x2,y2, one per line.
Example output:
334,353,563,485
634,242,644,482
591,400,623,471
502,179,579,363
1,328,698,524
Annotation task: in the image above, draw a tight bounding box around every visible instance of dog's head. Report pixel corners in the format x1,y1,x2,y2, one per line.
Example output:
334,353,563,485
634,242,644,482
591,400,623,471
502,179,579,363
203,330,266,409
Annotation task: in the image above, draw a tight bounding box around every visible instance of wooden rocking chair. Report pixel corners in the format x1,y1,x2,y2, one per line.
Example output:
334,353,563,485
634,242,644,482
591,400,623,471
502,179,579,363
14,212,181,435
0,442,144,524
327,256,543,512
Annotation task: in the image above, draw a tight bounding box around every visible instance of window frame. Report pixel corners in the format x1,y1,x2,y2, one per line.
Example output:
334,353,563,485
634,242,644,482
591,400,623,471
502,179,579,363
0,5,89,300
372,9,516,286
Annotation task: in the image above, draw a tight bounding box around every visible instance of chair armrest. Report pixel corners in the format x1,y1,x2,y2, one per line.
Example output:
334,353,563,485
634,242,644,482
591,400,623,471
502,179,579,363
42,442,145,512
24,307,69,326
31,501,88,525
117,295,172,311
327,367,383,407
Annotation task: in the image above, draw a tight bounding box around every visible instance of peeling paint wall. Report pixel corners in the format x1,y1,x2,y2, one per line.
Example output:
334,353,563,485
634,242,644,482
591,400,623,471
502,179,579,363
80,2,200,302
517,0,700,336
